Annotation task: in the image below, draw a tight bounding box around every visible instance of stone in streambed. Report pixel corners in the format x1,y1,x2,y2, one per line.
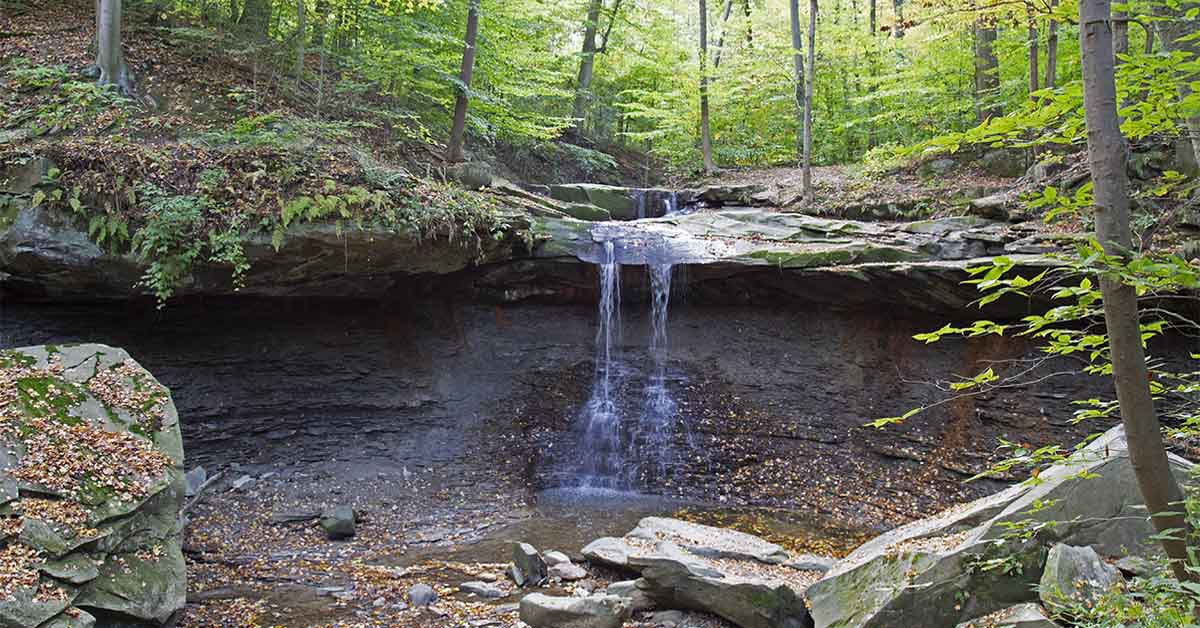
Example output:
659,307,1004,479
1039,544,1123,613
319,506,356,540
408,583,438,607
511,542,548,587
519,593,631,628
459,581,507,599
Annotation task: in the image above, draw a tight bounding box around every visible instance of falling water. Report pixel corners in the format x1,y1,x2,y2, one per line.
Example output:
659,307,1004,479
639,263,679,482
578,242,624,490
662,191,679,216
634,190,648,220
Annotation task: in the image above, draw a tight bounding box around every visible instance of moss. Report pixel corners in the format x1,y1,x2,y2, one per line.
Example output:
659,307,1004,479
15,376,86,425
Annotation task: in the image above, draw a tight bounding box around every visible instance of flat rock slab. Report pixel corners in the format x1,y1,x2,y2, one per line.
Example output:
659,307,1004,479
582,518,822,628
957,603,1060,628
519,593,631,628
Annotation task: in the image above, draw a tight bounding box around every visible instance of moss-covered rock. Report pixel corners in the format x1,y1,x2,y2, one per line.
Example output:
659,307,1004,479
0,344,185,628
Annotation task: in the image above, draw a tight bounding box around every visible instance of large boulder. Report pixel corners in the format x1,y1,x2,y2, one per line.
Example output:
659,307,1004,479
582,518,821,628
806,426,1190,628
0,344,186,627
519,593,631,628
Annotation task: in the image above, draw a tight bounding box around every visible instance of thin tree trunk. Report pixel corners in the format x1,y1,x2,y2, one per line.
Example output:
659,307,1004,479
892,0,904,38
446,0,480,163
313,0,327,48
96,0,134,95
295,0,306,88
1045,0,1058,88
868,0,877,147
1079,0,1196,585
789,0,805,161
572,0,603,130
1027,3,1039,93
974,18,1002,122
803,0,817,204
712,0,735,70
699,0,716,174
743,0,753,44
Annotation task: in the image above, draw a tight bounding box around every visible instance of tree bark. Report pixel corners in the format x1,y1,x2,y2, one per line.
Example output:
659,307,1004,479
1079,0,1196,584
699,0,716,174
446,0,480,163
892,0,904,38
789,0,805,161
974,18,1002,122
803,0,816,204
1151,3,1200,167
572,0,603,131
1113,7,1129,62
96,0,134,95
1045,0,1058,88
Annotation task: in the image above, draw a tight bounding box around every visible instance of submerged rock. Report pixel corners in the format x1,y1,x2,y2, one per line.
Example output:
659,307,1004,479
0,344,186,628
806,426,1190,628
519,593,631,628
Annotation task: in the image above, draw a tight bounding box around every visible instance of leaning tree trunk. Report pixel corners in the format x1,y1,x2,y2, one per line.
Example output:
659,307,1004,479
1079,0,1197,585
699,0,716,175
712,0,736,70
446,0,480,163
789,0,805,161
974,18,1002,122
803,0,816,205
96,0,134,95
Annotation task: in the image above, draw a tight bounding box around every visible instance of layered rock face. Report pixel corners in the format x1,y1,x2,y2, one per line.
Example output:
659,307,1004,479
0,344,186,628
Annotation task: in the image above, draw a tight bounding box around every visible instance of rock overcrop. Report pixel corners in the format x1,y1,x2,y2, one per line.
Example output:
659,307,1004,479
0,344,186,628
806,425,1189,628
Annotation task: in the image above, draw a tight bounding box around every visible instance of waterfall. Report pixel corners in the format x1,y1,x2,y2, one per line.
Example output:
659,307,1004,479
662,192,679,216
634,190,648,220
572,242,689,494
578,242,624,489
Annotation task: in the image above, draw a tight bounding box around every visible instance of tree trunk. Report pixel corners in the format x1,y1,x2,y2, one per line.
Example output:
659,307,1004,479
789,0,805,161
1151,3,1200,166
892,0,904,38
1045,0,1058,88
313,0,328,48
974,18,1002,122
1113,7,1129,62
572,0,603,131
295,0,306,88
239,0,271,38
803,0,816,205
1027,4,1039,93
699,0,716,174
868,0,877,147
96,0,134,95
712,0,736,70
446,0,480,163
1079,0,1196,585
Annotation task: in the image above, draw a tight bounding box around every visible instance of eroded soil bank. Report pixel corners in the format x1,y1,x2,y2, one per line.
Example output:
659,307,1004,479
0,284,1144,626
